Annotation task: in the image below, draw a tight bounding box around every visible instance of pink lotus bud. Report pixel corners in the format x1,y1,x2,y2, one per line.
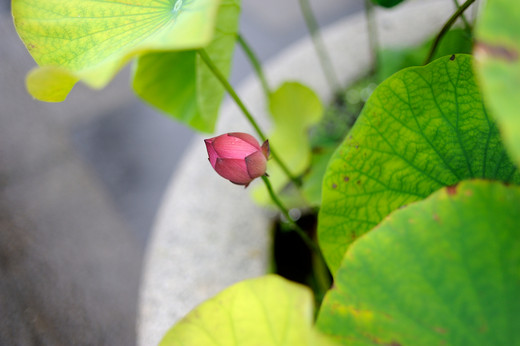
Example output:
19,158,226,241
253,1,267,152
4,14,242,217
204,132,270,187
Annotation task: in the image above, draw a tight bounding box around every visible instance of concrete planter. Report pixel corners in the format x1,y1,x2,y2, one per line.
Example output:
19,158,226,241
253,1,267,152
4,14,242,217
138,1,456,344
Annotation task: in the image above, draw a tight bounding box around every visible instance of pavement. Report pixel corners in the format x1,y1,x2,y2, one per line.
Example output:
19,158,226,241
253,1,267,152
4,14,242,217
0,0,362,345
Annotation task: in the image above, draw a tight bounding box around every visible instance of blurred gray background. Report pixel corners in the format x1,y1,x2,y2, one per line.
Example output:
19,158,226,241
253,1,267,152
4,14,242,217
0,0,363,344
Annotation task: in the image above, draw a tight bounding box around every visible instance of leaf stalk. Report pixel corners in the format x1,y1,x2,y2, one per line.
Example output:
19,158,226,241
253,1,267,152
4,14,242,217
261,176,321,255
237,34,271,99
298,0,341,94
424,0,476,65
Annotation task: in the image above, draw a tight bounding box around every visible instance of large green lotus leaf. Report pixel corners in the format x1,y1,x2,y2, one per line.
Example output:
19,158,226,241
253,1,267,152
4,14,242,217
317,180,520,345
160,275,337,346
474,0,520,166
253,82,323,206
132,0,240,132
370,0,403,8
319,54,520,274
12,0,220,102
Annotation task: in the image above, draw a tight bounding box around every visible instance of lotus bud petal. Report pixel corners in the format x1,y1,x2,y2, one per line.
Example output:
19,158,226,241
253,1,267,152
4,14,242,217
204,133,269,187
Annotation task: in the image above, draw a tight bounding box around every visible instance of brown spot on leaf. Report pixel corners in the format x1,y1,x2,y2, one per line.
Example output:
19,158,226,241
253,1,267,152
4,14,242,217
475,41,519,62
446,185,457,195
382,312,393,320
435,327,447,334
344,176,350,182
332,183,337,189
433,214,440,222
363,334,401,346
357,180,361,185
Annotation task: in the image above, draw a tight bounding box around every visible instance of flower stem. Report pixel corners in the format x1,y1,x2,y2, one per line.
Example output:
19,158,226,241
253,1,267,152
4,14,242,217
261,175,320,255
261,175,331,300
423,0,476,65
298,0,341,94
197,49,301,187
237,34,271,99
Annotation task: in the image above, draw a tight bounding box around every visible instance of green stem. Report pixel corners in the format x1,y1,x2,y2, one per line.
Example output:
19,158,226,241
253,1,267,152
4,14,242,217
197,49,301,187
262,175,331,305
424,0,476,65
451,0,472,31
364,0,380,76
237,34,271,99
311,249,332,307
298,0,341,93
261,176,320,255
